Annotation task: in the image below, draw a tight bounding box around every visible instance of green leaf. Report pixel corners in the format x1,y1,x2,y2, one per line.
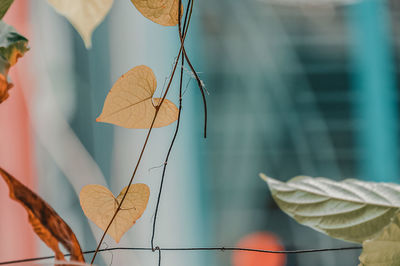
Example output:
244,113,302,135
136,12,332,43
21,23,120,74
260,173,400,243
0,20,28,103
359,212,400,266
47,0,113,49
0,20,28,71
0,0,13,19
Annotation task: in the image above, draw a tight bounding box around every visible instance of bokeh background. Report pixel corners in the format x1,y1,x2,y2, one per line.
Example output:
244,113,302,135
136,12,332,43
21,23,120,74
0,0,399,265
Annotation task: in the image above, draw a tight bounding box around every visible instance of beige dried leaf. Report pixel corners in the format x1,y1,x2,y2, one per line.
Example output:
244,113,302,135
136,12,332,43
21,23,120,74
131,0,182,26
96,65,178,128
47,0,113,48
79,184,150,243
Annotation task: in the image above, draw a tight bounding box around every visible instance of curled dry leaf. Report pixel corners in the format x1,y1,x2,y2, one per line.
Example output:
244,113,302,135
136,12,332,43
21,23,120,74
131,0,182,26
79,184,150,243
0,168,85,263
47,0,113,49
96,65,178,128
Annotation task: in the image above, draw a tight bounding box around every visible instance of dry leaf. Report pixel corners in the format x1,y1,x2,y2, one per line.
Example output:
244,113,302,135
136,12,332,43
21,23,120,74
131,0,182,26
0,73,12,103
79,184,150,243
0,168,85,263
47,0,113,49
96,65,178,128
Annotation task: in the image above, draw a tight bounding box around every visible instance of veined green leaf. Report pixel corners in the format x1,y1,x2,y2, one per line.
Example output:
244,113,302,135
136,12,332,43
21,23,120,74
260,173,400,243
0,0,13,19
359,213,400,266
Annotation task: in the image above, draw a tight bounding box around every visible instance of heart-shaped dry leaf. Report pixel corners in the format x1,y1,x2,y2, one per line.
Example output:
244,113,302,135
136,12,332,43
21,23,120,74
47,0,113,48
131,0,182,26
79,184,150,243
96,65,178,128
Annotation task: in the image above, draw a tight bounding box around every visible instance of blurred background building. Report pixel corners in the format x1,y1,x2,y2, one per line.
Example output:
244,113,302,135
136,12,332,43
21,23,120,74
0,0,399,265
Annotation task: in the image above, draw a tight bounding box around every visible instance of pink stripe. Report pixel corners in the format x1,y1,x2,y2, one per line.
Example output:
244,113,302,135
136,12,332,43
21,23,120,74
0,0,37,261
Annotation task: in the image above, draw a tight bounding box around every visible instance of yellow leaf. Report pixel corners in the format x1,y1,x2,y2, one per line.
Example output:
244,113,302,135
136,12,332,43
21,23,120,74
96,65,178,128
359,212,400,266
47,0,113,49
79,184,150,243
131,0,182,26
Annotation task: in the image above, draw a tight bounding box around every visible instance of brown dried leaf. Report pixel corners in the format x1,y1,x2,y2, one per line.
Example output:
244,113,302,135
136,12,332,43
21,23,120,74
0,73,12,103
131,0,182,26
0,168,85,264
96,65,178,128
79,184,150,243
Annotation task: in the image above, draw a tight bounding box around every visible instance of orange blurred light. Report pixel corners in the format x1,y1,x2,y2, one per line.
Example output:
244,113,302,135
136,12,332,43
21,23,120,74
232,232,286,266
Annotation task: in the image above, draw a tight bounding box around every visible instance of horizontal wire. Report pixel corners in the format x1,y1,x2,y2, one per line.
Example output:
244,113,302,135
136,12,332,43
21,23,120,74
0,246,362,265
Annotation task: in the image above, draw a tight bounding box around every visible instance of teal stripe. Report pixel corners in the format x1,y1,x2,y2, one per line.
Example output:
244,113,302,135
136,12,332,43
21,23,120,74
348,0,399,182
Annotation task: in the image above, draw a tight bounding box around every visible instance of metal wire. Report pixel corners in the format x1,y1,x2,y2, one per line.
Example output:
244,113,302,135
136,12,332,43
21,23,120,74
0,246,362,265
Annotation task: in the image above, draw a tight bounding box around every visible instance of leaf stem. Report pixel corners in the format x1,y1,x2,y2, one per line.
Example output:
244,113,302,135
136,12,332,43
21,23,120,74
177,0,208,138
90,1,193,264
150,0,190,251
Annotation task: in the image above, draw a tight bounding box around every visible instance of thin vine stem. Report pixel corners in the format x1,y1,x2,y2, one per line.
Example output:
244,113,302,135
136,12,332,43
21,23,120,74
176,0,208,138
0,246,363,265
157,247,162,266
90,1,194,264
150,0,191,252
